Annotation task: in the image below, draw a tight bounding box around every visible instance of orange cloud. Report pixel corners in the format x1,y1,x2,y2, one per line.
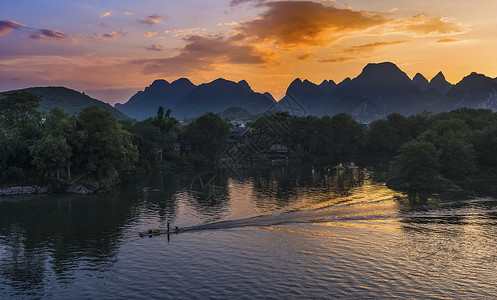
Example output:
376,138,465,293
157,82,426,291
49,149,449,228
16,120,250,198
436,38,460,43
164,28,207,37
393,14,463,35
99,12,111,18
218,21,241,26
0,20,27,36
229,1,463,49
236,1,388,47
144,31,158,38
331,40,410,55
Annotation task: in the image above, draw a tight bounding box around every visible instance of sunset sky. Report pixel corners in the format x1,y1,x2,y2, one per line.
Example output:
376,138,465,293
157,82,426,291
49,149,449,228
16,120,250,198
1,0,497,104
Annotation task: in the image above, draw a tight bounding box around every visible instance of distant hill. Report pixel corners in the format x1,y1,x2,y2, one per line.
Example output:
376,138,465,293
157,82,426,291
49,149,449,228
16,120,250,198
446,72,497,110
429,71,453,95
412,73,429,91
117,78,275,120
0,87,131,121
115,78,195,120
277,78,336,116
218,107,255,121
115,62,497,122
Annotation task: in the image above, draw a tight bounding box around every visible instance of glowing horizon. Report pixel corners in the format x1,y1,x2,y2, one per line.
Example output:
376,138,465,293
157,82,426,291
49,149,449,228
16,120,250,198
1,0,496,105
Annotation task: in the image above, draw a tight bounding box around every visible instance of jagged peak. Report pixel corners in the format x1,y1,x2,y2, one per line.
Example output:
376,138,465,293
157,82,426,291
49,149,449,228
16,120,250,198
319,79,336,86
290,78,303,85
430,71,447,83
171,78,194,86
338,77,351,85
237,79,253,92
413,73,428,81
150,79,169,87
263,92,276,102
456,72,495,85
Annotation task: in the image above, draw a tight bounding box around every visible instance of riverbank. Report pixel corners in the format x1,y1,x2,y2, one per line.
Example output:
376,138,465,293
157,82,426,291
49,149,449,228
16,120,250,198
0,186,48,196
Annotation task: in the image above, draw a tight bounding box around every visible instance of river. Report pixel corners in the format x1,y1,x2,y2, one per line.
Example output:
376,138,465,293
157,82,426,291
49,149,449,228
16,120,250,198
1,160,496,299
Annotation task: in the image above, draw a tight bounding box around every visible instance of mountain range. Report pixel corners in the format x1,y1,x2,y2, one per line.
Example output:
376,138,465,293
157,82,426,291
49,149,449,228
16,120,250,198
115,62,497,122
2,62,496,123
115,78,276,120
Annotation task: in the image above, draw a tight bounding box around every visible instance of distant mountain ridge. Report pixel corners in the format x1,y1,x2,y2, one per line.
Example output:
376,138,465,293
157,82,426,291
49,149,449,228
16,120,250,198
116,78,275,120
115,78,195,120
0,87,131,121
5,62,494,124
116,64,496,122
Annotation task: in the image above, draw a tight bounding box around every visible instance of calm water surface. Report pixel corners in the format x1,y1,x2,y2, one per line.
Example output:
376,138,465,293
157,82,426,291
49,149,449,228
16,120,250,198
1,161,497,299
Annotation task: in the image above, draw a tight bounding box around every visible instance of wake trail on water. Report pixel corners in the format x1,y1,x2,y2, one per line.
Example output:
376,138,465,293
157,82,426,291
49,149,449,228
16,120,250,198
180,197,401,232
179,196,497,233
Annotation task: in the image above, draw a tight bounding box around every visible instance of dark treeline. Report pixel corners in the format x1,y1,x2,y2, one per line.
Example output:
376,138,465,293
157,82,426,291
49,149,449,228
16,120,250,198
254,109,497,189
0,91,230,189
1,91,496,191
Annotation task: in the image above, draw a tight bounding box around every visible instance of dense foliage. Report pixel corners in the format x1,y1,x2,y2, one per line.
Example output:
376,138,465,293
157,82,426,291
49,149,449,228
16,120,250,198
0,92,138,187
1,91,496,192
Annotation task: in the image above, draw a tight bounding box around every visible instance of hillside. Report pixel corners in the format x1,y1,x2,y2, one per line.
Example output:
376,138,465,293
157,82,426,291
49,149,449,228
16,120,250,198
1,87,131,121
115,78,195,120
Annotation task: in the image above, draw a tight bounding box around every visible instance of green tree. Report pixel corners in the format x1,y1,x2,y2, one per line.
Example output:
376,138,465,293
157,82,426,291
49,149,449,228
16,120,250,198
29,135,72,179
330,113,364,155
76,106,138,179
393,139,440,180
0,91,41,129
185,112,231,162
27,108,78,180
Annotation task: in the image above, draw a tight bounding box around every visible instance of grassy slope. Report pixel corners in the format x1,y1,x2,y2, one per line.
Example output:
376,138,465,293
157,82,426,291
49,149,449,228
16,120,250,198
1,87,132,121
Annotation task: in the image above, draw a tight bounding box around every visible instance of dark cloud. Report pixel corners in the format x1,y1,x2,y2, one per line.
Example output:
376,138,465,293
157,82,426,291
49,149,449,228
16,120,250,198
138,15,162,25
0,20,27,36
297,53,313,60
331,40,410,55
145,44,165,52
319,56,370,63
230,0,266,7
30,29,70,41
136,35,272,75
92,31,127,40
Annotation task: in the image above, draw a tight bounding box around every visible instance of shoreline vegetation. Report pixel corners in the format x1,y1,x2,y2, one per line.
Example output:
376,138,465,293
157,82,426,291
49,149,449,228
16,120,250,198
1,91,496,195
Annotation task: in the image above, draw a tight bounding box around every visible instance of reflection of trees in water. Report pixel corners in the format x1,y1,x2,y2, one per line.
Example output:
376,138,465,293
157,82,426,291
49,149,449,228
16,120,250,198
186,172,230,220
1,224,47,289
250,163,367,210
397,193,497,266
130,172,186,223
0,192,141,291
398,192,497,229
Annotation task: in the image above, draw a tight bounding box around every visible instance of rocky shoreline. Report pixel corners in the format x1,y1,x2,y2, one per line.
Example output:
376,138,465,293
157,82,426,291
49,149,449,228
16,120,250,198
0,186,49,196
